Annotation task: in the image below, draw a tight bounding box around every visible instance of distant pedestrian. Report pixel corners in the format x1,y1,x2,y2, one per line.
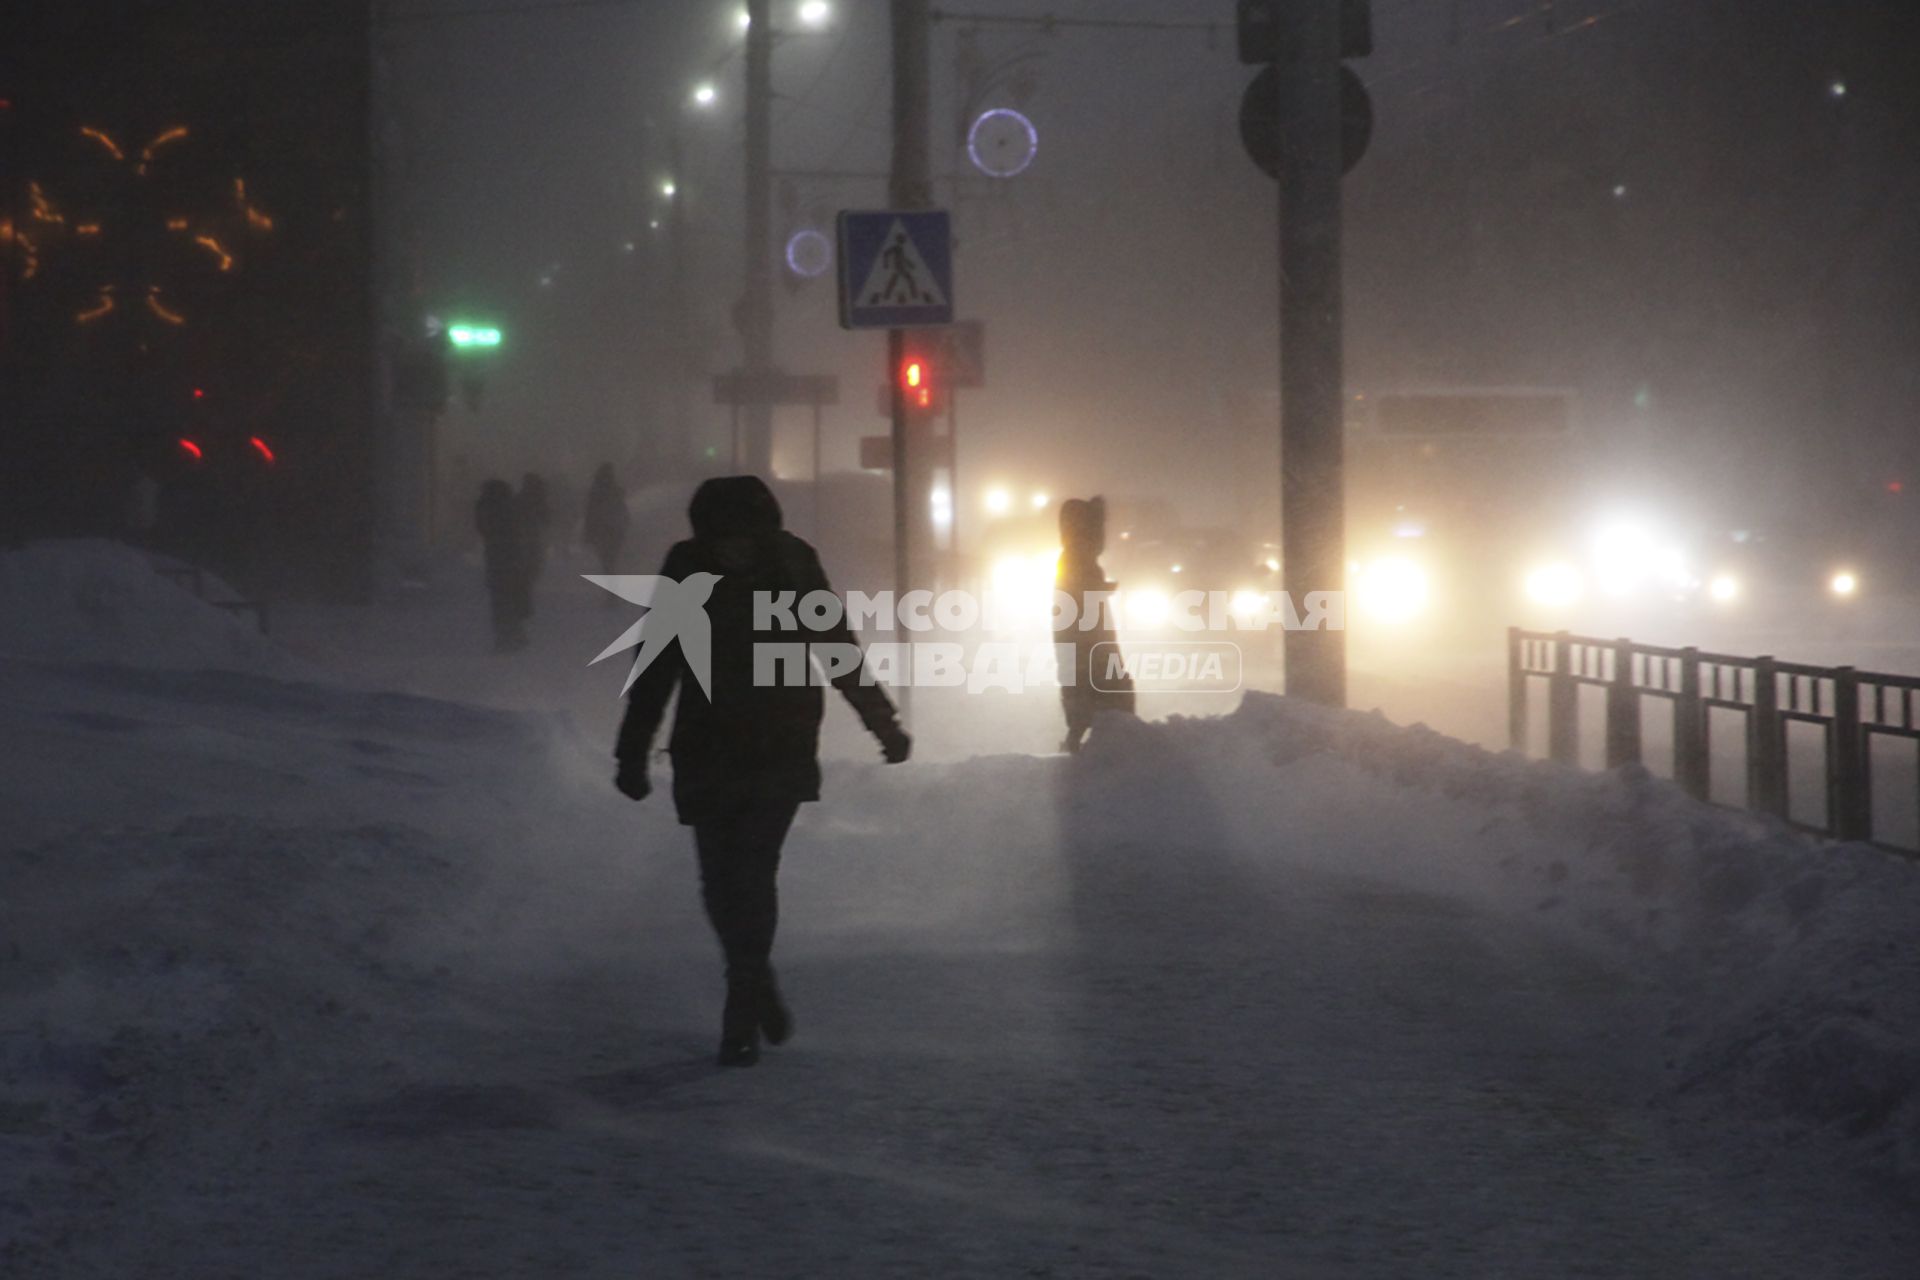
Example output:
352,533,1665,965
583,462,630,586
1056,495,1136,753
476,478,528,651
613,476,910,1067
515,472,551,619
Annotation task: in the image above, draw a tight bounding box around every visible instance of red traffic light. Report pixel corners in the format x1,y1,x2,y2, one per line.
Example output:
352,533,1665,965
899,356,937,409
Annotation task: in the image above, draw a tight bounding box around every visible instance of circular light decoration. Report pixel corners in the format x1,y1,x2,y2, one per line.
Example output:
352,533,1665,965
784,228,832,278
966,108,1038,178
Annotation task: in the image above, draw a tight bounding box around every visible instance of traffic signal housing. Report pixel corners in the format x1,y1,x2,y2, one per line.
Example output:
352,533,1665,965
1237,0,1371,63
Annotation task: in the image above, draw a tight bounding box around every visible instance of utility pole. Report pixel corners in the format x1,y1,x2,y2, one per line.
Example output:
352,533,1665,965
890,0,932,719
741,0,775,474
1276,0,1347,706
664,115,693,470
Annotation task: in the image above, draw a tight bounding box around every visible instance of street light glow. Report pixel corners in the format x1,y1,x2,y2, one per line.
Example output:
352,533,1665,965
661,179,676,197
799,1,830,28
692,83,717,107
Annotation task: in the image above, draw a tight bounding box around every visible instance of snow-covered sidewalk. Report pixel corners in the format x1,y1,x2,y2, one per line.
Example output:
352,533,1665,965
2,543,1916,1277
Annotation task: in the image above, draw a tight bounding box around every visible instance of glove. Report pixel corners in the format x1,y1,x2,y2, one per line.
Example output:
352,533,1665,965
876,722,912,764
613,760,652,801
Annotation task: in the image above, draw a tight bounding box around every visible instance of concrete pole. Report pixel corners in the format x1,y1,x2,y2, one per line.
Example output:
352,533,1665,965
890,0,932,723
741,0,775,474
1277,0,1347,706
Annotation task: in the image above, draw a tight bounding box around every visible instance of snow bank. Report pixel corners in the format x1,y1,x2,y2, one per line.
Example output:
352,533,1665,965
0,539,295,675
1075,695,1920,1188
4,658,1916,1271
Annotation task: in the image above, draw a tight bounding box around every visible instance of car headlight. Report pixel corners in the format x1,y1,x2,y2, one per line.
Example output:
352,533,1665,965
1121,587,1172,628
989,551,1058,622
1228,588,1266,623
1523,562,1583,608
1354,557,1430,625
1591,520,1657,595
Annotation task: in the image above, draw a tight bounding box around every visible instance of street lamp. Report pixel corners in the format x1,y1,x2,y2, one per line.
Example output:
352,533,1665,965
798,0,830,29
692,83,717,108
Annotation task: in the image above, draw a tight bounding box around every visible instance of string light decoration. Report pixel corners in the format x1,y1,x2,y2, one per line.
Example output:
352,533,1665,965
75,287,116,324
16,123,275,328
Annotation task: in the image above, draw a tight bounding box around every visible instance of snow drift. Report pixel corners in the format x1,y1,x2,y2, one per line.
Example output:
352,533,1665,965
0,540,294,676
2,612,1916,1272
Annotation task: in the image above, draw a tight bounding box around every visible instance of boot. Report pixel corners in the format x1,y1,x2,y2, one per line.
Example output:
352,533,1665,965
717,975,761,1067
760,969,793,1047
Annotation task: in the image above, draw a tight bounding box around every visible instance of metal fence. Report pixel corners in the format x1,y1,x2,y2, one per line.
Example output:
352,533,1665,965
1508,627,1920,853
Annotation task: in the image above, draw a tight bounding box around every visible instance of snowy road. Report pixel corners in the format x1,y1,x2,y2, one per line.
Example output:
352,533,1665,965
4,545,1918,1277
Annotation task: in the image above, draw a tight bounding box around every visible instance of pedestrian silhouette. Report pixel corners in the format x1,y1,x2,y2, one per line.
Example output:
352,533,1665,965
516,472,551,587
1056,495,1136,753
583,462,630,590
613,475,910,1067
475,478,529,652
881,231,923,303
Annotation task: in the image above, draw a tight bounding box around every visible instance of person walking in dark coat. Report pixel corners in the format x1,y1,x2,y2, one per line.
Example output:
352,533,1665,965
1056,495,1136,753
582,462,630,585
475,478,528,652
613,476,910,1067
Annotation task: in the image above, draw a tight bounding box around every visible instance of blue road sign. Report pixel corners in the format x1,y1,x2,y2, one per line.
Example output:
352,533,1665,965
837,209,954,330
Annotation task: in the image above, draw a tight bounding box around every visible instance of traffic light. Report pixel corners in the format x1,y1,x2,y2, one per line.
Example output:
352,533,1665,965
1238,0,1374,178
896,351,946,416
1237,0,1370,63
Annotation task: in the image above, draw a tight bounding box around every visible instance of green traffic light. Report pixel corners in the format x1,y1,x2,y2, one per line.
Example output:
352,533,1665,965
449,324,502,350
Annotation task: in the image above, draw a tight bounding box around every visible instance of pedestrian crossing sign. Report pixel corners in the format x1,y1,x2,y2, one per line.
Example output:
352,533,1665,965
837,209,954,330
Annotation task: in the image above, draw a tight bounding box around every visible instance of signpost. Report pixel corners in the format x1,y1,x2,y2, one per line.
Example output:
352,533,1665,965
836,210,954,331
837,205,955,724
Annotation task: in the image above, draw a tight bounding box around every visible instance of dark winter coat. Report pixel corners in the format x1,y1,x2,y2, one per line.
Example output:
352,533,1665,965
1057,496,1135,733
476,481,521,580
615,477,900,825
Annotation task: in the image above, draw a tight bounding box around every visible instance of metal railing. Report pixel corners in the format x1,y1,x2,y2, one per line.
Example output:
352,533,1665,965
1508,627,1920,853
